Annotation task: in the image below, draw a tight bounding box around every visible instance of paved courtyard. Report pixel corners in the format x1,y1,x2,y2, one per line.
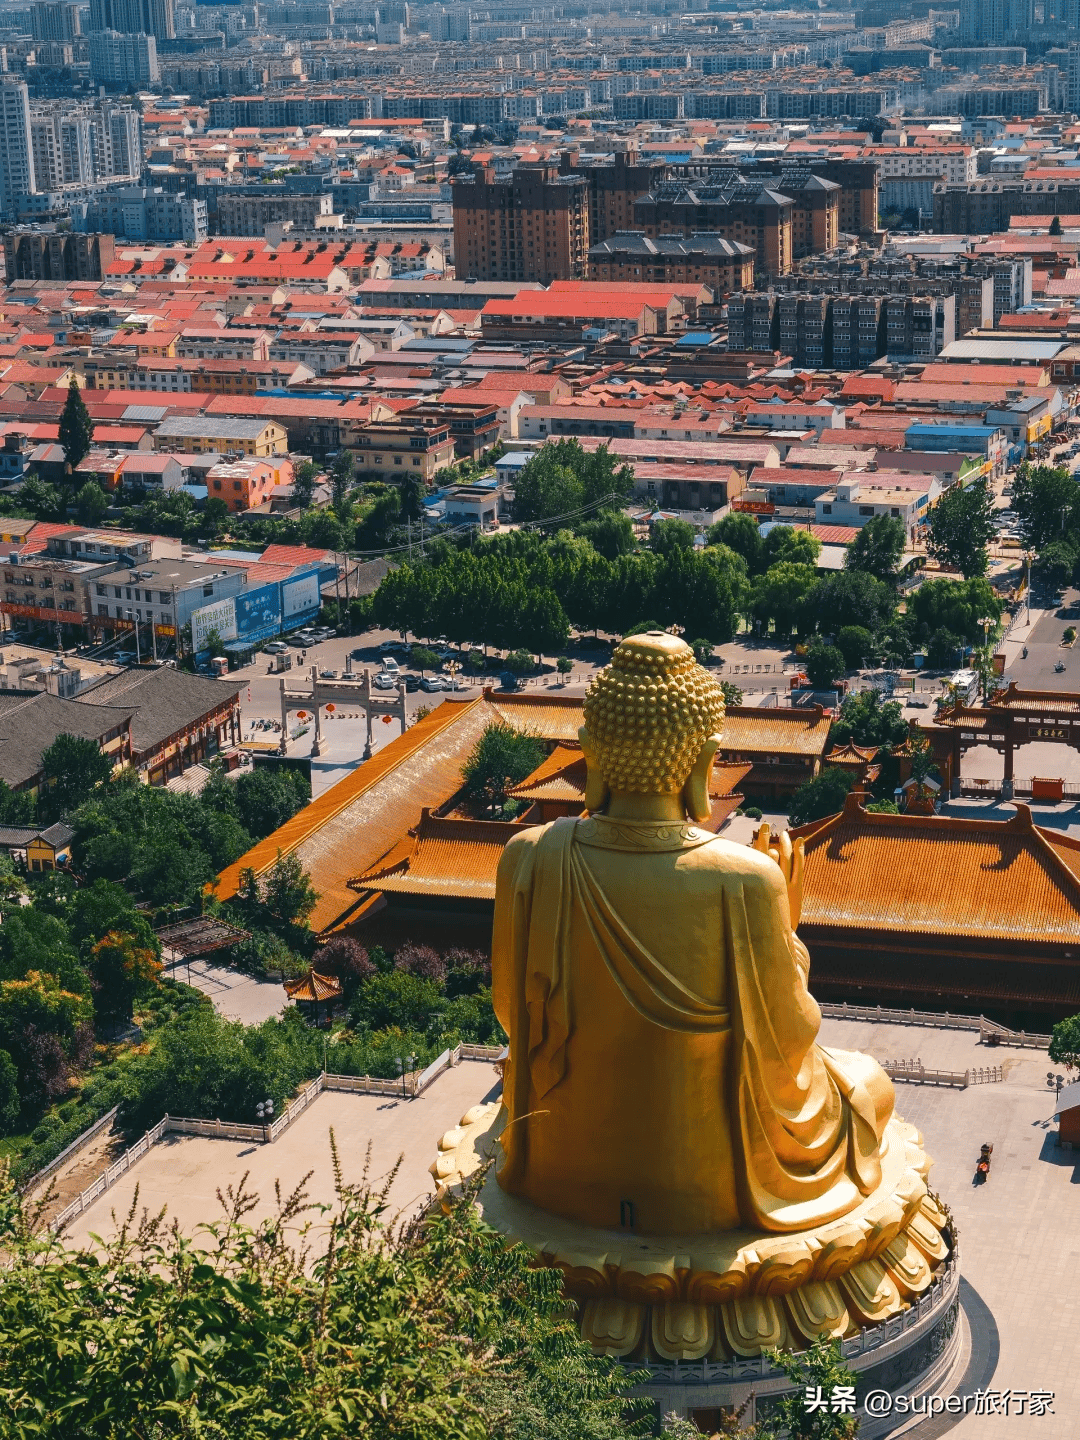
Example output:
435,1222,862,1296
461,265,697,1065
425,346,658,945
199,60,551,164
162,956,288,1025
64,1059,501,1251
818,1017,1076,1439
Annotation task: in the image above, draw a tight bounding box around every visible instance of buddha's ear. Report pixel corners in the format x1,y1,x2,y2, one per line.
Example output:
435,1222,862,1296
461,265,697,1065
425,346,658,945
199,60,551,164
578,725,609,813
682,734,720,823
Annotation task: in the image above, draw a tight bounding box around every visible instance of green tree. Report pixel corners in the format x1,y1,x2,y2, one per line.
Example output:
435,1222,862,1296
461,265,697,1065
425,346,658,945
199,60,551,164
690,637,713,665
844,513,906,583
908,577,1001,645
764,525,821,568
707,511,765,574
0,969,92,1107
1050,1013,1080,1071
788,768,854,827
411,645,440,674
1033,538,1078,592
926,480,996,579
58,377,94,471
75,478,108,526
1012,463,1080,548
751,561,818,635
522,587,569,661
40,733,113,819
577,511,635,558
650,518,695,556
261,851,319,934
721,680,743,706
354,489,400,550
510,449,584,524
88,929,162,1025
830,688,908,749
462,723,544,810
399,470,427,525
204,626,225,659
556,655,573,683
801,570,895,636
927,626,962,669
834,625,874,670
805,643,846,689
330,448,355,520
1051,213,1064,235
291,458,319,508
18,475,63,522
765,1339,860,1440
0,1048,18,1135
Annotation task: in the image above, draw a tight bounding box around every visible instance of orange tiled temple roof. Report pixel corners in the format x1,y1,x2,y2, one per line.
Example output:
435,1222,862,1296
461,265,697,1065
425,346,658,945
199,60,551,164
792,792,1080,944
351,812,523,901
720,704,833,758
284,969,342,1002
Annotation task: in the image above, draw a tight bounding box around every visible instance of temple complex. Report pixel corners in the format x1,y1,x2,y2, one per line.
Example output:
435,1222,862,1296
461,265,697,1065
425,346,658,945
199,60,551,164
928,683,1080,800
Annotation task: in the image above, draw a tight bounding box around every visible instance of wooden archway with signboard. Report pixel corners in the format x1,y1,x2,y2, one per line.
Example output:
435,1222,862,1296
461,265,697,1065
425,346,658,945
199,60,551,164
931,683,1080,798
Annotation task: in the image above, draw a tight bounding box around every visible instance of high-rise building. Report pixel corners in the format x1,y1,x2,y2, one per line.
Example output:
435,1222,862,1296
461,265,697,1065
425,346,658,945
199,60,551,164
0,77,36,221
29,1,81,43
453,161,589,284
88,0,174,41
958,0,1035,45
3,230,115,282
89,29,159,89
27,98,141,191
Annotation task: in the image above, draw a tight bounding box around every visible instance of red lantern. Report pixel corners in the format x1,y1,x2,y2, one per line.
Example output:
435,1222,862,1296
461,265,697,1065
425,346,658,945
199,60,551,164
326,703,336,713
382,714,393,725
296,711,308,720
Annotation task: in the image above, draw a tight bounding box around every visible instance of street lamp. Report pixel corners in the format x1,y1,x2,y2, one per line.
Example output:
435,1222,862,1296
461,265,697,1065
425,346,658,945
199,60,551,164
1048,1072,1065,1096
255,1097,275,1137
394,1053,417,1098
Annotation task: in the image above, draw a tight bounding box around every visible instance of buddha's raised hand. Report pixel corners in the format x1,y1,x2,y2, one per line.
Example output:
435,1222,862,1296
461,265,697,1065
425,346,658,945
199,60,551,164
753,822,805,930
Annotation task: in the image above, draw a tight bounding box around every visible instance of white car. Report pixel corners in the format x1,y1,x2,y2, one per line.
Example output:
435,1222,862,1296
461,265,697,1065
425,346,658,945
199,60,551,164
419,676,447,691
374,671,397,690
264,641,288,654
381,657,400,674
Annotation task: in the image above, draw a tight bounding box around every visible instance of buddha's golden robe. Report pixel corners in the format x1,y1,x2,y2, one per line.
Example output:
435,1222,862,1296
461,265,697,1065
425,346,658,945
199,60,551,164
492,814,895,1237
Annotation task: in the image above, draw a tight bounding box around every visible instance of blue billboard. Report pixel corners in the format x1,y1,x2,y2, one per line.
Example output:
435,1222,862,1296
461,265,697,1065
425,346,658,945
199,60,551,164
235,582,282,644
280,569,321,631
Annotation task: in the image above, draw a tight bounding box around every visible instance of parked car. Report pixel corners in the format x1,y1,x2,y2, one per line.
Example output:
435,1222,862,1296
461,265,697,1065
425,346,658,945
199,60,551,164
311,627,335,641
379,640,409,655
404,674,421,692
419,675,447,691
264,641,288,655
319,668,338,679
374,671,397,690
381,657,400,674
115,651,137,665
286,633,308,647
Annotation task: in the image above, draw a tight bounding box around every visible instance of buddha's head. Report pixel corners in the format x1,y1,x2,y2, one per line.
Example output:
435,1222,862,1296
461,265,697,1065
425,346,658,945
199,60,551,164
580,631,726,821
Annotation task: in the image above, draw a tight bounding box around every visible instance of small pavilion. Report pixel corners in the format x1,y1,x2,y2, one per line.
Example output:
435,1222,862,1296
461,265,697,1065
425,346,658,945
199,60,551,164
284,969,342,1026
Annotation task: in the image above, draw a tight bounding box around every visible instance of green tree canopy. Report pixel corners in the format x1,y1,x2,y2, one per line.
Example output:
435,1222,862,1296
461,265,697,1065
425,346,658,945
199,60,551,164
926,480,996,579
291,458,318,507
1033,537,1078,592
800,569,895,636
1011,462,1080,549
908,576,1001,644
510,439,634,523
788,767,855,827
830,688,909,749
462,724,544,810
58,377,94,471
707,511,765,574
844,514,906,583
763,525,821,568
577,511,634,559
804,643,846,689
650,518,695,556
834,624,874,670
751,561,818,636
75,479,108,527
40,733,113,820
1050,1013,1080,1071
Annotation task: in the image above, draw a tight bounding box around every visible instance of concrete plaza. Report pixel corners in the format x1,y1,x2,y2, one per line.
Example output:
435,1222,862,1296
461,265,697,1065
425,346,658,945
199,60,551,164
818,1017,1076,1439
63,1058,502,1251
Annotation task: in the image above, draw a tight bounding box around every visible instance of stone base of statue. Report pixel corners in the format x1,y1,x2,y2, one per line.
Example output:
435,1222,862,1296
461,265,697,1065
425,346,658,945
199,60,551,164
431,1101,960,1423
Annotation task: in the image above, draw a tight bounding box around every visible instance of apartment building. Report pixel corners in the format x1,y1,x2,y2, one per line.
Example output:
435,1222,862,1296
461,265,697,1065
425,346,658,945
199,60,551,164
588,232,754,293
410,399,501,462
217,191,334,236
205,457,291,514
452,162,589,284
3,230,115,282
0,79,36,220
152,416,288,457
634,177,795,279
572,149,668,245
352,416,456,484
88,30,159,90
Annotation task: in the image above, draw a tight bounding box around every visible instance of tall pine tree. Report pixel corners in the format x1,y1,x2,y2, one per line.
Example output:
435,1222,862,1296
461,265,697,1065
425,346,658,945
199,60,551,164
58,377,94,471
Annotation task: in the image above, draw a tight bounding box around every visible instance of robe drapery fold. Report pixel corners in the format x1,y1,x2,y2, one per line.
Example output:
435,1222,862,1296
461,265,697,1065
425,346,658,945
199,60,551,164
492,816,893,1236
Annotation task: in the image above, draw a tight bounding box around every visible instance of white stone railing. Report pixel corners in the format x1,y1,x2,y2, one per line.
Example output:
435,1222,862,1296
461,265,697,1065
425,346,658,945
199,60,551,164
820,1001,1050,1049
881,1058,1004,1088
21,1105,120,1195
51,1047,508,1232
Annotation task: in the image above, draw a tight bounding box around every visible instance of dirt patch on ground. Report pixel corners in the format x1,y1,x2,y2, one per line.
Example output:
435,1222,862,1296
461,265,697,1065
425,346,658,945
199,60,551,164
25,1127,130,1229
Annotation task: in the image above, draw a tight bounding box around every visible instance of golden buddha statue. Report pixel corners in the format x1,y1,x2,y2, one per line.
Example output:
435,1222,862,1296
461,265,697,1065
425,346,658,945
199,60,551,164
432,632,951,1362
